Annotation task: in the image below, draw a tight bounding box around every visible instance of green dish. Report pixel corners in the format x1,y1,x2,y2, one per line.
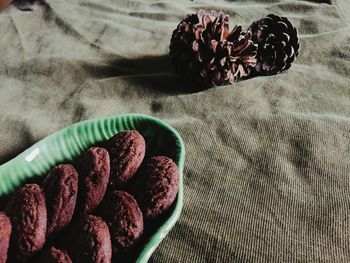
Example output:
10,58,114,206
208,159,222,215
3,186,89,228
0,113,185,263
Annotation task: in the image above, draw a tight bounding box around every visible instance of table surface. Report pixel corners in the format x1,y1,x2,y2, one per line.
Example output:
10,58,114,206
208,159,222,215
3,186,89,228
0,0,350,262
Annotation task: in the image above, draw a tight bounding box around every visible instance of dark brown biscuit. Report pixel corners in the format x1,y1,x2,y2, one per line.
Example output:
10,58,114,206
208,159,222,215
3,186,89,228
76,147,110,215
72,215,112,263
37,247,72,263
43,164,78,237
137,156,179,219
99,191,143,254
0,212,11,263
6,183,47,262
106,130,145,188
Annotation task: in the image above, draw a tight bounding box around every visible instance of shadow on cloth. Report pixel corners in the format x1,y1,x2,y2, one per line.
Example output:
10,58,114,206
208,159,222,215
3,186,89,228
82,55,210,94
9,0,251,95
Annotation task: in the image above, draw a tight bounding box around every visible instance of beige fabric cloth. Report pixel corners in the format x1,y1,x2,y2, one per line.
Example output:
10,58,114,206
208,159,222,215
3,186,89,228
1,0,350,262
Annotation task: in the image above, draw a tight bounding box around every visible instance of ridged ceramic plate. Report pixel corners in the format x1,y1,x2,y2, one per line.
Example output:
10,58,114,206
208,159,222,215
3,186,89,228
0,113,185,263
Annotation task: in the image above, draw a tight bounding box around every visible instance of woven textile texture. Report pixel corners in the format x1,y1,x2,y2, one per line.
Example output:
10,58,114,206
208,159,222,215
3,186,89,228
0,0,350,262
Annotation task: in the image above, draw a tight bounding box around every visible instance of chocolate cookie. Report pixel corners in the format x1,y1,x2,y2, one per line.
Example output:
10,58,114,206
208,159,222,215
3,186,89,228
0,212,11,263
72,215,112,263
43,164,78,237
76,147,110,215
37,247,72,263
99,191,143,255
106,130,145,188
6,184,47,261
137,156,179,219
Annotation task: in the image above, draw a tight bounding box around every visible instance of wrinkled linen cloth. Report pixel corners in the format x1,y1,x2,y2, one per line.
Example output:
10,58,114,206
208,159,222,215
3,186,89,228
1,0,350,262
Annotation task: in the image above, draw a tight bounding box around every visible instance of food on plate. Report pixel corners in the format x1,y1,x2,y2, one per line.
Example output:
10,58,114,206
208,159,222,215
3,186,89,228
6,184,47,261
43,164,78,237
99,190,143,255
76,147,110,215
135,156,179,219
0,212,11,263
37,247,72,263
72,215,112,263
106,130,145,188
0,130,180,262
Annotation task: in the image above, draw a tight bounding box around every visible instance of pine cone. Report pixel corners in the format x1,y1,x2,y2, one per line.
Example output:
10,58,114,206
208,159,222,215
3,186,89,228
170,10,257,87
248,14,300,75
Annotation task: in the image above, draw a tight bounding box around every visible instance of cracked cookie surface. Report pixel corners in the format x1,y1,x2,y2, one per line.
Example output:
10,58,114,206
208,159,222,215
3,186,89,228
106,130,145,189
76,147,110,215
0,212,11,263
6,184,47,262
43,164,78,237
